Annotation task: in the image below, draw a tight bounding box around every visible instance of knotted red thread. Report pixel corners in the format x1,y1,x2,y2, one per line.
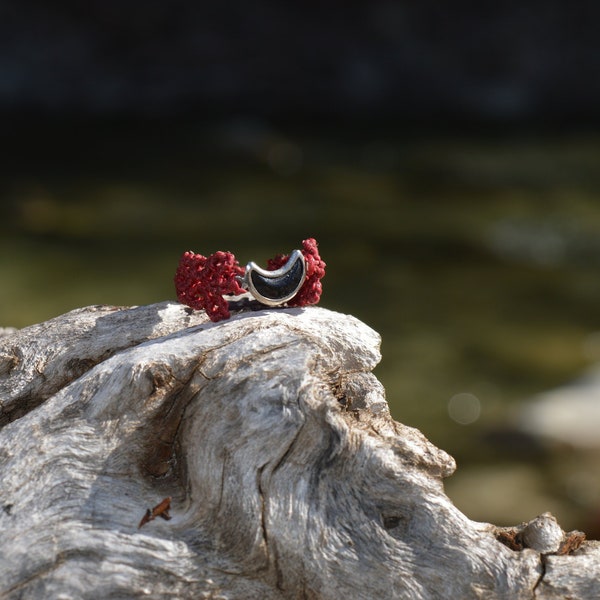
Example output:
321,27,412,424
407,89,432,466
174,250,245,322
267,238,326,307
174,238,326,322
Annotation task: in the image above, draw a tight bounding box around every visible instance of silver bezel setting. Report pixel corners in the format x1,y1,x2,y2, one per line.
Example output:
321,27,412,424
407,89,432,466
241,249,306,307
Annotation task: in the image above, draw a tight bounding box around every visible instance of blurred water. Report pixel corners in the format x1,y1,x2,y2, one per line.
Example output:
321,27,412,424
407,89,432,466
2,118,600,535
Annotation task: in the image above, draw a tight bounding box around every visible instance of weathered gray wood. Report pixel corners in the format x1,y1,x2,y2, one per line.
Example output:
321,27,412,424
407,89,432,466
0,302,598,599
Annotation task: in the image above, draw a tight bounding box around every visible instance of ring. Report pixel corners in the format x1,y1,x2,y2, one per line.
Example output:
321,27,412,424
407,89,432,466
174,238,325,322
243,248,307,307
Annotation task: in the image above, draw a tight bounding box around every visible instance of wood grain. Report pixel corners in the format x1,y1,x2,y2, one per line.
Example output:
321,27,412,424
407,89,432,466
0,302,597,599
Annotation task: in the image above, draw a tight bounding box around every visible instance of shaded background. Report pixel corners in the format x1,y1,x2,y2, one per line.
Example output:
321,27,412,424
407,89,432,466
2,1,600,536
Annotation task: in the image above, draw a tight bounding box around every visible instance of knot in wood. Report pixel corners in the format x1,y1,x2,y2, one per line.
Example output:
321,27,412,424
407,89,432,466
521,512,564,554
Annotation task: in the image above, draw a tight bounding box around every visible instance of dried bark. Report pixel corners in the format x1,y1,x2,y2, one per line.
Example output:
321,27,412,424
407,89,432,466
0,302,598,599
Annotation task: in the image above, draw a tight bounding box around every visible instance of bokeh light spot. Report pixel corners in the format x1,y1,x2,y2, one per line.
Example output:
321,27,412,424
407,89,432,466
448,392,481,425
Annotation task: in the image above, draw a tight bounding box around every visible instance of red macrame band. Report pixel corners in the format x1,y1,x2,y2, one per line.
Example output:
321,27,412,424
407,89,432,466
174,238,326,322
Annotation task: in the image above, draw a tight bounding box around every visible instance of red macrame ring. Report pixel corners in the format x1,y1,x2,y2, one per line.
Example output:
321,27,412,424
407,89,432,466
174,238,326,322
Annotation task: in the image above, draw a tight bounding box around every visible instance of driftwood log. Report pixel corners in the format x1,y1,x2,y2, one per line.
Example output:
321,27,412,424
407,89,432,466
0,302,599,599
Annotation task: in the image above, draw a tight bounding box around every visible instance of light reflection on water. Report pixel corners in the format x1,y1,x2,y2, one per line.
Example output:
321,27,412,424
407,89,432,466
2,121,600,536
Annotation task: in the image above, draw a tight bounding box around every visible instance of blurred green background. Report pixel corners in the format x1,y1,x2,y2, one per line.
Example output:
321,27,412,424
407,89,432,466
2,1,600,538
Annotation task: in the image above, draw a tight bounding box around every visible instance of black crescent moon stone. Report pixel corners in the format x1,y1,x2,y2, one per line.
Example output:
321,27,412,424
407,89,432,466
249,256,305,301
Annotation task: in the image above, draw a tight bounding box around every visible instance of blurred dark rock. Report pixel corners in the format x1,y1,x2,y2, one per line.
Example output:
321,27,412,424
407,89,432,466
0,1,599,125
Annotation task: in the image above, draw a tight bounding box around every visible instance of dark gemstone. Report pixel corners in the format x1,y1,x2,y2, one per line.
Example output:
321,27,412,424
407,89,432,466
250,256,304,301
